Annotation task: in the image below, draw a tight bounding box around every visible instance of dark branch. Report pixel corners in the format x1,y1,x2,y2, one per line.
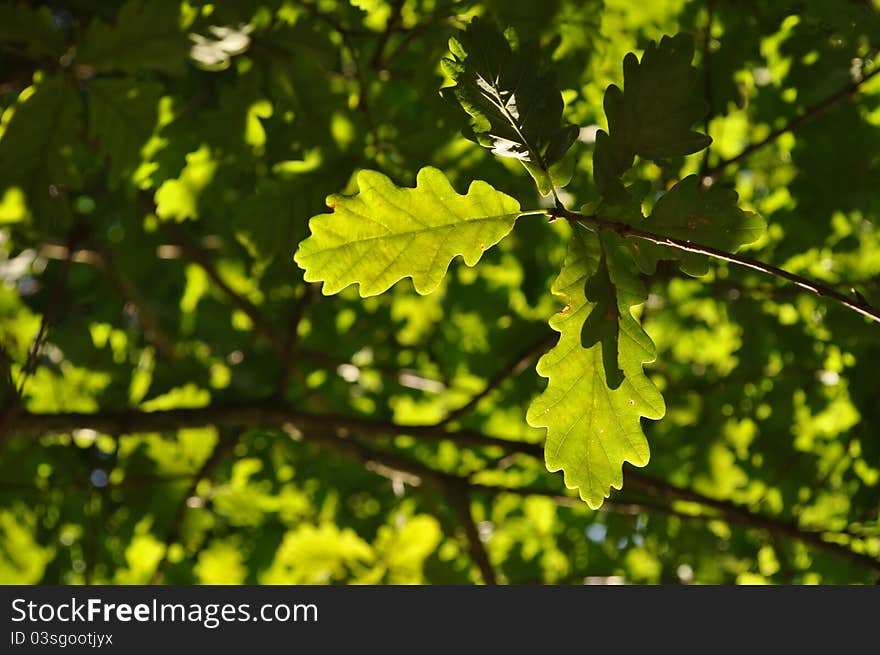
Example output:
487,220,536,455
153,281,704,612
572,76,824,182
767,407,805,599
445,480,497,585
11,403,543,456
703,64,880,180
276,283,320,399
161,223,284,352
438,332,555,426
150,431,241,583
552,207,880,325
8,402,880,575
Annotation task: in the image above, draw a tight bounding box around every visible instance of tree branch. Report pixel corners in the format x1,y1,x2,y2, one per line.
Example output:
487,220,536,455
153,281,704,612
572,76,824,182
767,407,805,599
150,430,241,583
92,245,179,363
8,401,880,575
698,0,716,177
703,63,880,181
11,402,543,456
371,0,405,70
1,224,87,449
276,283,320,399
621,472,880,575
437,331,555,426
551,207,880,325
161,223,284,353
445,480,497,585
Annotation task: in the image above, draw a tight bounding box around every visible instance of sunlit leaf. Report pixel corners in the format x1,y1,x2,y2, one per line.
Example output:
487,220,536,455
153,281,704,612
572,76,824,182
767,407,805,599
295,167,521,296
527,226,665,508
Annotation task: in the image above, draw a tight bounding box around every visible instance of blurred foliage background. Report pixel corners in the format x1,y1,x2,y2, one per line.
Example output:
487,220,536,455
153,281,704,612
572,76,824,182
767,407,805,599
0,0,879,585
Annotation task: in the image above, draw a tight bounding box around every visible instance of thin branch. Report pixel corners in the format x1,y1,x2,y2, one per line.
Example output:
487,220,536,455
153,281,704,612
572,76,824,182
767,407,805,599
445,480,497,585
438,331,555,426
291,0,383,154
552,207,880,325
161,223,284,352
93,245,179,363
0,473,193,494
621,472,880,575
276,283,320,399
371,0,405,70
0,224,86,449
317,433,880,577
150,431,241,583
703,64,880,181
298,430,498,583
11,402,543,456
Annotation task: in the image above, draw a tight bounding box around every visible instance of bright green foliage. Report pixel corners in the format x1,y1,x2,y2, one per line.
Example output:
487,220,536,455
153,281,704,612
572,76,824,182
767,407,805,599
441,18,578,195
527,226,665,508
639,175,767,276
295,167,521,296
1,0,879,587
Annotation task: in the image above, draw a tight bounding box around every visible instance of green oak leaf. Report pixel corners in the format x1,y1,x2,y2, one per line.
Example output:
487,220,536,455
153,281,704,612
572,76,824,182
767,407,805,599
294,167,521,297
77,0,187,75
594,33,710,199
441,17,578,195
0,75,81,228
636,175,766,276
0,3,66,59
87,79,161,188
527,225,665,509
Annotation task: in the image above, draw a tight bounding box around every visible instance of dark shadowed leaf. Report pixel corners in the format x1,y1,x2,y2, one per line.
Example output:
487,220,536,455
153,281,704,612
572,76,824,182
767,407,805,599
441,17,579,195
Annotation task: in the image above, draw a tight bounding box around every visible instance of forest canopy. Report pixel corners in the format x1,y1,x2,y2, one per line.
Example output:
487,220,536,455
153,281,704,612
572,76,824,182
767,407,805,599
0,0,879,585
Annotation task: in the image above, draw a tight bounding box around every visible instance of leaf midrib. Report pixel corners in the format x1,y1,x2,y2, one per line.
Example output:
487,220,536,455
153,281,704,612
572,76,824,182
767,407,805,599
304,212,521,256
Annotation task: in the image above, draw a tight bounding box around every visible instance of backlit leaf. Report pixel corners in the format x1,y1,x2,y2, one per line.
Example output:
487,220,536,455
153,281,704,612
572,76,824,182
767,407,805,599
294,167,521,297
527,226,665,508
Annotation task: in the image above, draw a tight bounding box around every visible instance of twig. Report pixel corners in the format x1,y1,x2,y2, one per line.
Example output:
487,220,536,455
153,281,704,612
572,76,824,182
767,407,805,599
292,0,383,152
438,331,555,425
621,472,880,575
371,0,405,70
699,0,716,177
0,473,193,494
161,223,284,352
703,64,880,181
93,245,179,363
12,402,544,455
150,431,241,583
552,207,880,325
445,480,497,584
276,283,320,399
0,224,86,449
